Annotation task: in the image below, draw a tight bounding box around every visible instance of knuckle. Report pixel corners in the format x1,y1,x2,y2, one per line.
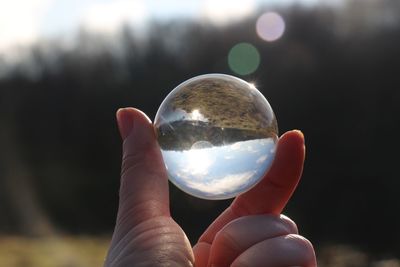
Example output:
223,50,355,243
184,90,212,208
120,136,158,173
121,153,143,177
286,234,316,263
214,228,241,252
120,145,161,178
119,148,166,200
279,214,299,234
288,234,314,249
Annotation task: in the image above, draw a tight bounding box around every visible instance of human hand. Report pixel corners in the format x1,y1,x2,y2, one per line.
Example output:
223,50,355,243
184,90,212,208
104,107,316,267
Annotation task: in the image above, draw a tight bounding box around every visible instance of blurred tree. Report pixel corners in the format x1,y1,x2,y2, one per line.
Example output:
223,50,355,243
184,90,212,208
0,87,53,235
0,2,399,257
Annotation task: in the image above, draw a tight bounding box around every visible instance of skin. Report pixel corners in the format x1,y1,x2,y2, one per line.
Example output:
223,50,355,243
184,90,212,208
104,107,316,267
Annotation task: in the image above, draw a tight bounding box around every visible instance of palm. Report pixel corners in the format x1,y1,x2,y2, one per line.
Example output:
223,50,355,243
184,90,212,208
106,216,193,266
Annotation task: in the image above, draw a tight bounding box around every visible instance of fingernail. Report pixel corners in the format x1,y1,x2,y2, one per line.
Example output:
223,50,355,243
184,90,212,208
293,129,304,138
116,108,134,140
293,129,305,143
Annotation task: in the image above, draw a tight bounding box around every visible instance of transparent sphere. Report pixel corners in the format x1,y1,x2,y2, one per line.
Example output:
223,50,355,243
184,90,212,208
154,74,278,200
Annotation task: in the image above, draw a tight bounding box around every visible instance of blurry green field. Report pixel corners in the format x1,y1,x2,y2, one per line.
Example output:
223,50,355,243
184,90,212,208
0,236,109,267
0,236,398,267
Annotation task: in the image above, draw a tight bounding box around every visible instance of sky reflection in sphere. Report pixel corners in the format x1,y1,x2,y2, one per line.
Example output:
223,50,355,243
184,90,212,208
154,74,278,200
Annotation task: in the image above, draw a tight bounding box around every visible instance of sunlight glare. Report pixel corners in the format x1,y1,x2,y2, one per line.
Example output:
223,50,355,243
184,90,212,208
202,0,256,25
191,109,201,120
189,109,207,121
0,0,50,52
186,148,213,176
82,0,148,33
249,82,257,90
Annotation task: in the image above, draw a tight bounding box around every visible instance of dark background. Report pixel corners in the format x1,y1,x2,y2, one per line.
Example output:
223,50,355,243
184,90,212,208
0,0,399,264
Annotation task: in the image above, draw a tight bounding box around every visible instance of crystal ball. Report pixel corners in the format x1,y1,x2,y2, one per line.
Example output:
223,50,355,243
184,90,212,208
154,74,278,200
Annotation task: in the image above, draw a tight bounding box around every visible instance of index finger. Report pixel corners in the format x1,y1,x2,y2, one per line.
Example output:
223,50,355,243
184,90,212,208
197,130,305,244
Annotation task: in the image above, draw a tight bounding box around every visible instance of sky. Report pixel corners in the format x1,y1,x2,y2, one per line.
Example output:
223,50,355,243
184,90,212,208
162,137,276,199
0,0,333,54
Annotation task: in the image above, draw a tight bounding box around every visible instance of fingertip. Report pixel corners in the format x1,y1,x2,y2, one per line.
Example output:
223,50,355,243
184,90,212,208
277,130,306,160
119,107,158,160
128,107,153,124
116,108,153,140
116,108,133,140
273,129,306,176
279,130,305,147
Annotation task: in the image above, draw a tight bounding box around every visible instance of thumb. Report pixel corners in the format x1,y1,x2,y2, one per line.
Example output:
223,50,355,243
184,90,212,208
115,108,170,232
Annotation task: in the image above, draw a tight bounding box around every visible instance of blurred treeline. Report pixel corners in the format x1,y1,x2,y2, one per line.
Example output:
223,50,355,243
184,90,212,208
0,1,399,259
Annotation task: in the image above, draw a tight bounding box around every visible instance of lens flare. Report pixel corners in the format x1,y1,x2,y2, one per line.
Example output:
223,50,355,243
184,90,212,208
228,42,260,76
256,12,285,42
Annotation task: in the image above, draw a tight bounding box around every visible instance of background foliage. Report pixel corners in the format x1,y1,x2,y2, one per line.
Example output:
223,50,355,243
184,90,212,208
0,1,399,265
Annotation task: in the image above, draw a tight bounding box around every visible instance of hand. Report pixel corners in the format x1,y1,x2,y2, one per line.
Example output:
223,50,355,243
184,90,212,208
104,108,316,267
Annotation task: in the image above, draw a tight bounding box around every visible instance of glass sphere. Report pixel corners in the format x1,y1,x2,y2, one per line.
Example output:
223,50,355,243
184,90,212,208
154,74,278,200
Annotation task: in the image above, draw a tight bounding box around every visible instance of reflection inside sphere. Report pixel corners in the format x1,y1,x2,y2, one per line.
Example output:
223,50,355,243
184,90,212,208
154,74,278,200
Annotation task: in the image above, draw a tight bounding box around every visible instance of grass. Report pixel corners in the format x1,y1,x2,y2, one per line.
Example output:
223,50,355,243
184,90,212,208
0,236,109,267
0,236,398,267
317,245,400,267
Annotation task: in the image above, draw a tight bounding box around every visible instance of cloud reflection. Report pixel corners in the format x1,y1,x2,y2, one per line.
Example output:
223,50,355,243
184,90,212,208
161,137,276,199
184,171,256,196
